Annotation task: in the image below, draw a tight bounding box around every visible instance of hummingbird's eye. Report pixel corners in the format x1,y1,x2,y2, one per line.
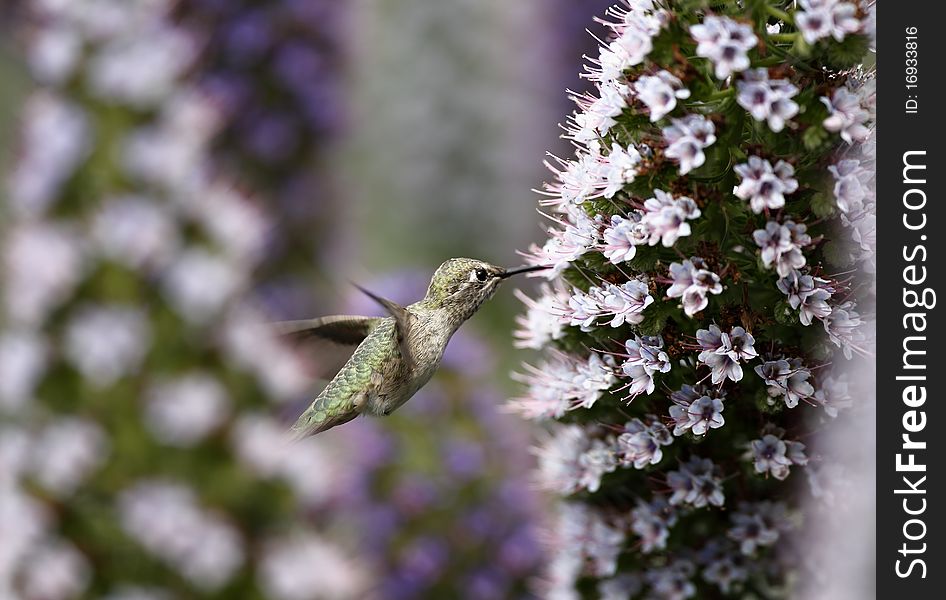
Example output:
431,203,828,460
473,268,489,282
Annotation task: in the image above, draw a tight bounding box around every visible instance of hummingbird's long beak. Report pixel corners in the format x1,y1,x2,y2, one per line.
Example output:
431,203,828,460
498,264,551,279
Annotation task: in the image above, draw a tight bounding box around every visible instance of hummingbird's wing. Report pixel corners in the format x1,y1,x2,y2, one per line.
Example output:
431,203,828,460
290,321,395,438
275,315,383,380
352,285,415,373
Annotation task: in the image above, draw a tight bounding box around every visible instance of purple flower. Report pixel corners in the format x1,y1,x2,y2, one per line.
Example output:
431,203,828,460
733,156,798,213
633,70,690,121
640,189,702,247
796,0,862,44
617,417,673,469
696,325,758,384
601,213,649,264
690,16,758,79
666,257,722,317
670,395,725,437
646,560,697,599
753,220,811,277
754,358,815,408
623,335,671,377
814,373,854,417
728,503,781,555
663,115,716,174
748,434,796,480
829,158,871,213
822,87,871,144
630,496,677,553
736,69,799,132
777,270,834,326
667,456,724,508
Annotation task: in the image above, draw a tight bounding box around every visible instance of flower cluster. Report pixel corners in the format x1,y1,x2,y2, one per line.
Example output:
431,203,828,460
176,0,349,317
513,1,875,597
1,3,364,598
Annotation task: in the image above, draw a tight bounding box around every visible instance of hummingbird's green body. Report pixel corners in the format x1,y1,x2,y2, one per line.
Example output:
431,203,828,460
286,258,545,437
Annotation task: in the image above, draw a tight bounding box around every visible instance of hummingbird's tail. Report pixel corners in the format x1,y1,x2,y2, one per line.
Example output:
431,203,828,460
289,397,359,439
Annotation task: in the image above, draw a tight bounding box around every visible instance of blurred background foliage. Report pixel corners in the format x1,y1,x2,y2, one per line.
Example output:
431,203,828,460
0,1,611,598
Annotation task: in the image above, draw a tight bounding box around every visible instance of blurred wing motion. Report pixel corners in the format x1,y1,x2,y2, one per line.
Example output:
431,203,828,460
276,315,382,381
352,284,415,372
287,286,415,439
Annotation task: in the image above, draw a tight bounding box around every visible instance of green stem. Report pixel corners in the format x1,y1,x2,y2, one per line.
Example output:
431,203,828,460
768,32,799,43
754,56,787,67
765,4,794,24
707,87,736,101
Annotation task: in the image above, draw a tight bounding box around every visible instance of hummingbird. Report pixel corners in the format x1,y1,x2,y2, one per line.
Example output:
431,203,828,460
280,258,547,438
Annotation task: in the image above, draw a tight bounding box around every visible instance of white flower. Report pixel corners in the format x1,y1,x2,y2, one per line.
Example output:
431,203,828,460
617,417,672,468
27,25,82,85
562,280,653,330
16,539,90,600
601,213,649,264
630,497,676,552
259,534,366,600
513,285,568,349
511,351,617,419
666,257,722,317
633,70,691,122
541,152,605,207
191,184,270,262
796,0,862,44
753,220,811,277
696,325,758,385
162,249,243,323
8,93,90,217
777,270,833,326
728,503,783,555
829,159,873,215
30,418,109,497
0,331,47,410
822,87,871,144
640,189,701,247
670,395,726,436
601,143,642,197
3,223,84,326
736,69,799,132
733,156,798,213
690,16,758,79
663,114,716,174
535,425,594,494
623,335,671,377
93,195,178,271
578,439,618,493
523,208,600,277
814,373,854,417
599,575,643,600
821,301,867,359
667,456,724,508
123,91,220,191
599,280,654,327
144,374,230,447
88,23,196,108
747,434,807,480
647,560,697,600
64,305,150,387
569,82,631,142
231,415,340,506
596,25,655,82
119,480,244,590
221,306,312,400
584,508,626,577
755,359,815,408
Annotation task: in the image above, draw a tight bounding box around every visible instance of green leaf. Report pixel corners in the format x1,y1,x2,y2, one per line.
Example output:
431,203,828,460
810,191,836,218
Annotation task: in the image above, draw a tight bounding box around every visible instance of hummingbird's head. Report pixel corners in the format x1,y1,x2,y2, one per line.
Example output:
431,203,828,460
423,258,546,325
